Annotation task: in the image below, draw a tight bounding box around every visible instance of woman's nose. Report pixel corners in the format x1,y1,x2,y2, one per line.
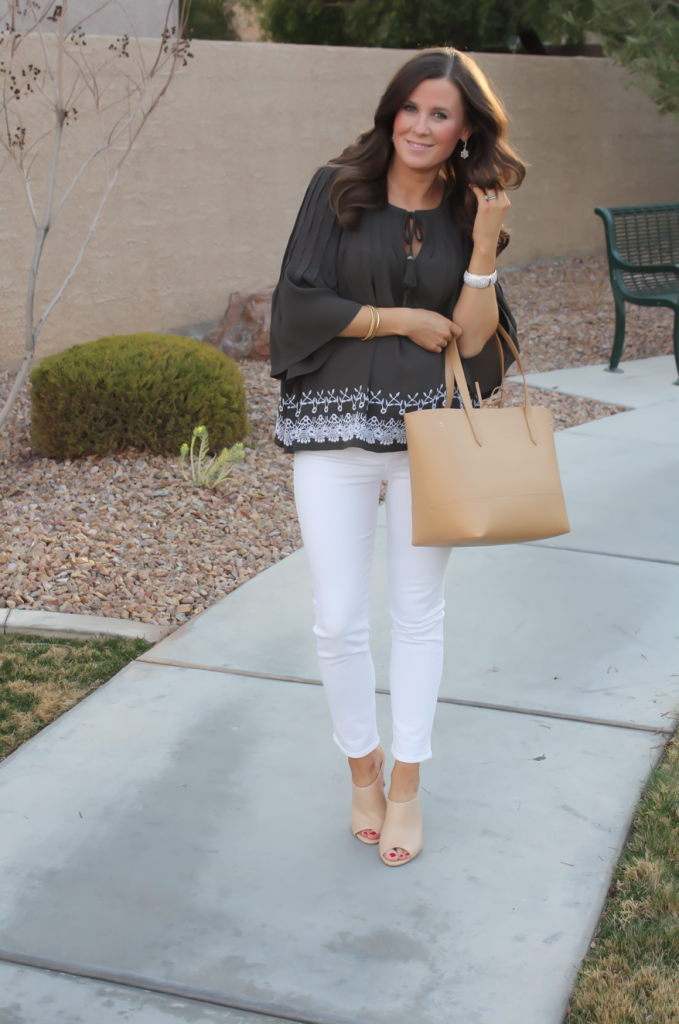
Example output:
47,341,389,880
414,115,430,135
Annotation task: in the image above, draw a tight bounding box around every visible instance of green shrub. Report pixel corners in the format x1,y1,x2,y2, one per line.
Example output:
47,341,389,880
30,333,249,460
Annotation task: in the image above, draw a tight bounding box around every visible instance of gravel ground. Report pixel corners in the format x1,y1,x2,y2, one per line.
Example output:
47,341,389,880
0,254,672,625
0,363,299,626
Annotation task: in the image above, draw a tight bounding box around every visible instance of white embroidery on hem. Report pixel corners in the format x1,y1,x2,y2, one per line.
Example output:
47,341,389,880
278,384,447,419
274,383,477,447
276,412,407,447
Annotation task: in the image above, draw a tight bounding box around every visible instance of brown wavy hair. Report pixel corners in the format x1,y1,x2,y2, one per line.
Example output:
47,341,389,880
328,48,525,254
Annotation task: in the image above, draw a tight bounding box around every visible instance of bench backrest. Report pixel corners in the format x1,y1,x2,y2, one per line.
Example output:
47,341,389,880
602,203,679,266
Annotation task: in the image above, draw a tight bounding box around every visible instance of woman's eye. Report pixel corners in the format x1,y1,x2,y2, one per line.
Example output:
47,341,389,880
404,104,417,113
434,112,448,119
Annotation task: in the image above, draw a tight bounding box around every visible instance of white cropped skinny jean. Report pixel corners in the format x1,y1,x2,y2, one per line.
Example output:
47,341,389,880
294,448,452,763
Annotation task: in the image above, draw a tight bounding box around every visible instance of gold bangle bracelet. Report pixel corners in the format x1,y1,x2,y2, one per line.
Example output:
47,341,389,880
360,305,376,341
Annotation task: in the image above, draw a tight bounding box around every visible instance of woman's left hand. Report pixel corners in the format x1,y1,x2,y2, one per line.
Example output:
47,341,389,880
468,184,511,251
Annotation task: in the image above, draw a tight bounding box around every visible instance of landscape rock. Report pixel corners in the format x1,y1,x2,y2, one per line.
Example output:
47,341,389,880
204,287,274,361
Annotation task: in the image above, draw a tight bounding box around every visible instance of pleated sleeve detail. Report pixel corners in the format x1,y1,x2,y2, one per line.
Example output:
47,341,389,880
269,167,363,380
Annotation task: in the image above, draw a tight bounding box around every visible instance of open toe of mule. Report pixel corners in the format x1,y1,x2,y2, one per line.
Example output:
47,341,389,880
378,794,423,866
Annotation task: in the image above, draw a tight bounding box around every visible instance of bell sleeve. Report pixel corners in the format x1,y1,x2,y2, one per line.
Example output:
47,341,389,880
269,167,363,381
461,278,520,398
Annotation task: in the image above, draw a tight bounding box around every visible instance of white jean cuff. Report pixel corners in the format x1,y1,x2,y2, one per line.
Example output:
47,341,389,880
333,733,381,759
391,747,432,764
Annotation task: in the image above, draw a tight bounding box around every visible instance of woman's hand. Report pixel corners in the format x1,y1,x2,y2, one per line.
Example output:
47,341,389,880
339,305,461,353
402,308,462,354
468,184,510,254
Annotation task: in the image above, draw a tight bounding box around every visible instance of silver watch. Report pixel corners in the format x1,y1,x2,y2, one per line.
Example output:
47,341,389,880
463,269,498,289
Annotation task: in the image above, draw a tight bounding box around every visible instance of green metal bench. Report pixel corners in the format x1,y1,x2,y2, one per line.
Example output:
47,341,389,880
595,202,679,383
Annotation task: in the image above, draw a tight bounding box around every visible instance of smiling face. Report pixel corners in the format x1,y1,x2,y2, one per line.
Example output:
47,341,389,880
391,77,469,172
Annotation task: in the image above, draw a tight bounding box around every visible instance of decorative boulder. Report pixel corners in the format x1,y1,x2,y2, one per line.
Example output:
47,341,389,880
204,287,274,361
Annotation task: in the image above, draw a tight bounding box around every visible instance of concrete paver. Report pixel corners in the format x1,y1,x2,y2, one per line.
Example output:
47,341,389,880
567,397,679,446
509,354,679,407
540,431,679,563
0,962,278,1024
2,609,166,642
0,664,664,1024
140,549,318,680
421,545,678,722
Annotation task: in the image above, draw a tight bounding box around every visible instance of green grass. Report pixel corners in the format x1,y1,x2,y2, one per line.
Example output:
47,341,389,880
568,732,679,1023
0,633,151,761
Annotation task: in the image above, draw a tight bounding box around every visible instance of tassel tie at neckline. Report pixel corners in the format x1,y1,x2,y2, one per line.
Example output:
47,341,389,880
402,211,423,307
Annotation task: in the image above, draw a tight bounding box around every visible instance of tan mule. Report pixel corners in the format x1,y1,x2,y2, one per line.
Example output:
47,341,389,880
351,746,387,845
379,793,423,866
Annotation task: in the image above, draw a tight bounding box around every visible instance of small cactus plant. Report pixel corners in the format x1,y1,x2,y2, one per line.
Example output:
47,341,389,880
179,425,245,490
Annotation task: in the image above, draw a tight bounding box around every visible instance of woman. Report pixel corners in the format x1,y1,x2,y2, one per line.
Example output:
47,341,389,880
269,48,525,866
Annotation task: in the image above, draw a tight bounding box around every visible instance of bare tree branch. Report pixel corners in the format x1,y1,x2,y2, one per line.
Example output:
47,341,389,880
0,0,193,431
35,164,119,339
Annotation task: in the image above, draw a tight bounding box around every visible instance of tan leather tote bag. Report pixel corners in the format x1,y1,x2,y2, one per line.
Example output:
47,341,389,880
404,325,570,547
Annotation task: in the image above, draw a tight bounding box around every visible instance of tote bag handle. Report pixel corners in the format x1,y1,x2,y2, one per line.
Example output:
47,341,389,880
444,323,539,446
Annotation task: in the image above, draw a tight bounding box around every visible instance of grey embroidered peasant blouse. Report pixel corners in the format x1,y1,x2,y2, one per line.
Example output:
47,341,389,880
270,167,519,453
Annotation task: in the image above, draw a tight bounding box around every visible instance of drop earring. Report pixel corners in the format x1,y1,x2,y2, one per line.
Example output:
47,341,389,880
460,138,469,160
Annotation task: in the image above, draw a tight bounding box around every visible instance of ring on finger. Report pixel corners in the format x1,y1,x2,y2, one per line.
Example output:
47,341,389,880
484,194,497,201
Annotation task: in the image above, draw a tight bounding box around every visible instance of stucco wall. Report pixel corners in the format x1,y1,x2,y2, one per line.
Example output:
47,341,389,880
1,38,677,369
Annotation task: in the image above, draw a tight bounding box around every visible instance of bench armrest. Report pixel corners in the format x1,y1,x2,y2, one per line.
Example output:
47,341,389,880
609,256,679,277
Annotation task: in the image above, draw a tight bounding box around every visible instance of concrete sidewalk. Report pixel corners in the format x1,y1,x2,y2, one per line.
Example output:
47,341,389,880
509,352,679,407
1,359,678,1024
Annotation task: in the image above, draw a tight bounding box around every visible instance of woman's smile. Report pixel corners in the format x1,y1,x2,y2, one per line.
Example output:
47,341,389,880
405,139,434,151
